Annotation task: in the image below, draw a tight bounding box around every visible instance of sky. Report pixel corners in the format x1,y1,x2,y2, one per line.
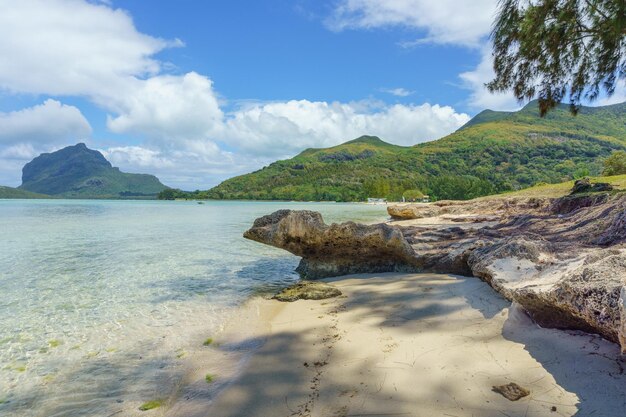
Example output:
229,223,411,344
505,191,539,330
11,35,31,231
1,0,614,190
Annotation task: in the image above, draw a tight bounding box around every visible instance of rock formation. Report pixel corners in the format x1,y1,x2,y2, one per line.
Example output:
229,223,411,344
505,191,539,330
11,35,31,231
245,191,626,353
244,210,418,279
273,281,342,302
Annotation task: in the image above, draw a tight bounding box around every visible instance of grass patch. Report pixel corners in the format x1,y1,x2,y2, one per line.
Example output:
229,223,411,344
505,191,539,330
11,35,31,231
482,174,626,200
176,350,187,359
48,339,62,348
205,374,214,384
202,338,213,346
139,400,164,411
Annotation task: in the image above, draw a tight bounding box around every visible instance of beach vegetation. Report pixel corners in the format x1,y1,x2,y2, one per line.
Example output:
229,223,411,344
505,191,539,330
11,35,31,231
205,373,214,383
139,400,164,411
48,339,62,348
202,337,213,346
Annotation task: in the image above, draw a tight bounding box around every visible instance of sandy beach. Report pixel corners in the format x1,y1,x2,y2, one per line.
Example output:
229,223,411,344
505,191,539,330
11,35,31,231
170,272,626,417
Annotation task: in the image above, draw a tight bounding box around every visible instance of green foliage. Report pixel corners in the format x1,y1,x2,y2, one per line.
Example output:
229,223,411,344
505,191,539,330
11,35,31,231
202,338,213,346
602,150,626,176
488,0,626,114
402,189,424,201
205,374,214,383
201,103,626,202
19,143,166,199
430,176,495,201
0,186,50,199
139,400,164,411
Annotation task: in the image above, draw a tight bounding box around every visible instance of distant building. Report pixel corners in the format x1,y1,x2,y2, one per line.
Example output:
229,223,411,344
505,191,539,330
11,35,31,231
421,195,430,203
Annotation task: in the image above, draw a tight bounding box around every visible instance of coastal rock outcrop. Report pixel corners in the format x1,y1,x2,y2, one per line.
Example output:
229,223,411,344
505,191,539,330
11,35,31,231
247,193,626,352
244,210,418,279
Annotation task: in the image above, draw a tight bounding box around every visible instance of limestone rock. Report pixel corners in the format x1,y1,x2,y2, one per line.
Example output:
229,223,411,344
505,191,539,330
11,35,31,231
273,281,342,302
387,204,441,219
492,383,530,401
244,210,418,279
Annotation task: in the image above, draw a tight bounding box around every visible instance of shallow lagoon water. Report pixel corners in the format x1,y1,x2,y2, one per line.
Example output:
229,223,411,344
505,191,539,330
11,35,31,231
0,199,387,416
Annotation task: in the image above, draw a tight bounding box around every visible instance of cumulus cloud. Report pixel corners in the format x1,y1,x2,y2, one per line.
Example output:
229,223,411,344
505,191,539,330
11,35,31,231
224,100,469,156
327,0,497,47
0,100,92,145
459,47,521,111
106,72,224,141
0,0,183,97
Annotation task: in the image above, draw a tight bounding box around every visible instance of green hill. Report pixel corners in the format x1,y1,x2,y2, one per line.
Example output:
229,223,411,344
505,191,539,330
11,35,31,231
195,100,626,202
0,185,51,199
19,143,167,199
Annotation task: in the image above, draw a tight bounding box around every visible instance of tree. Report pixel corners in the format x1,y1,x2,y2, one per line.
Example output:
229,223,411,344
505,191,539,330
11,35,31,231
402,189,425,202
488,0,626,115
602,150,626,175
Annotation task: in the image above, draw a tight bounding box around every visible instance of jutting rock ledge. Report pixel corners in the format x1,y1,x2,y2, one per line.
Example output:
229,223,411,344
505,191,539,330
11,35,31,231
244,192,626,353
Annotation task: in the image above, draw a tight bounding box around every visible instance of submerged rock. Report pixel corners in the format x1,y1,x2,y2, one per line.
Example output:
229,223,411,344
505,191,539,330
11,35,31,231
273,281,342,302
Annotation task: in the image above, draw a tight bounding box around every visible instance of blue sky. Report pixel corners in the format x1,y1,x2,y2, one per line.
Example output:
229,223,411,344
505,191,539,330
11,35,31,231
3,0,616,189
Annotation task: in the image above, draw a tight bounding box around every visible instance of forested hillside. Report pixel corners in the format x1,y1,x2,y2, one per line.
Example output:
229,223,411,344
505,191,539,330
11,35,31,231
168,101,626,201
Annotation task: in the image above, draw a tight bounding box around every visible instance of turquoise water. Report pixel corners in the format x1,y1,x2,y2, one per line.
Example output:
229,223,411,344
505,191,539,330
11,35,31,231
0,199,387,416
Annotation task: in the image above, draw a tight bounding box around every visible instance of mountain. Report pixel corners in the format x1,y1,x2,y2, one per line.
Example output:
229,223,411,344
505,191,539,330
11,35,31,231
201,101,626,201
19,143,167,198
0,185,51,199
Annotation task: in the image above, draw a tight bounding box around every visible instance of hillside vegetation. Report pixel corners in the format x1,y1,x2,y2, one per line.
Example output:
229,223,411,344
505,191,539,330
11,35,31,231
164,100,626,202
0,186,51,199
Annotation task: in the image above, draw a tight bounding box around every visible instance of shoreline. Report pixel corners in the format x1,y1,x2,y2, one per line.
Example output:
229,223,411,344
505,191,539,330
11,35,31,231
170,272,626,417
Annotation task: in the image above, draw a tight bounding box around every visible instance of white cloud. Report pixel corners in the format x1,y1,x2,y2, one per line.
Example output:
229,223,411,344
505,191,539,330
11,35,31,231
106,72,224,141
0,100,92,145
380,87,414,97
459,47,521,111
223,100,470,156
0,0,182,98
327,0,497,47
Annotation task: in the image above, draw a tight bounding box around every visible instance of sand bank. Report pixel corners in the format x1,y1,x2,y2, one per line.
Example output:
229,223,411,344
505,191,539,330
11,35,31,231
169,273,625,417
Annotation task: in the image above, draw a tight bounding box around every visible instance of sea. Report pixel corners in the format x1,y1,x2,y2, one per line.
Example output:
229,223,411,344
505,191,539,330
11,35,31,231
0,199,388,417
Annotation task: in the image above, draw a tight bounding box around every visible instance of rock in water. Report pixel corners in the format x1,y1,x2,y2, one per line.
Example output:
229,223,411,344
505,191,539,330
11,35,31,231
492,383,530,401
244,210,418,279
273,281,342,302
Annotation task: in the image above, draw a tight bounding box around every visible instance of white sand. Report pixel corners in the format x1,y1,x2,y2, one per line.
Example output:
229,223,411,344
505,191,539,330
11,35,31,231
174,273,626,417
